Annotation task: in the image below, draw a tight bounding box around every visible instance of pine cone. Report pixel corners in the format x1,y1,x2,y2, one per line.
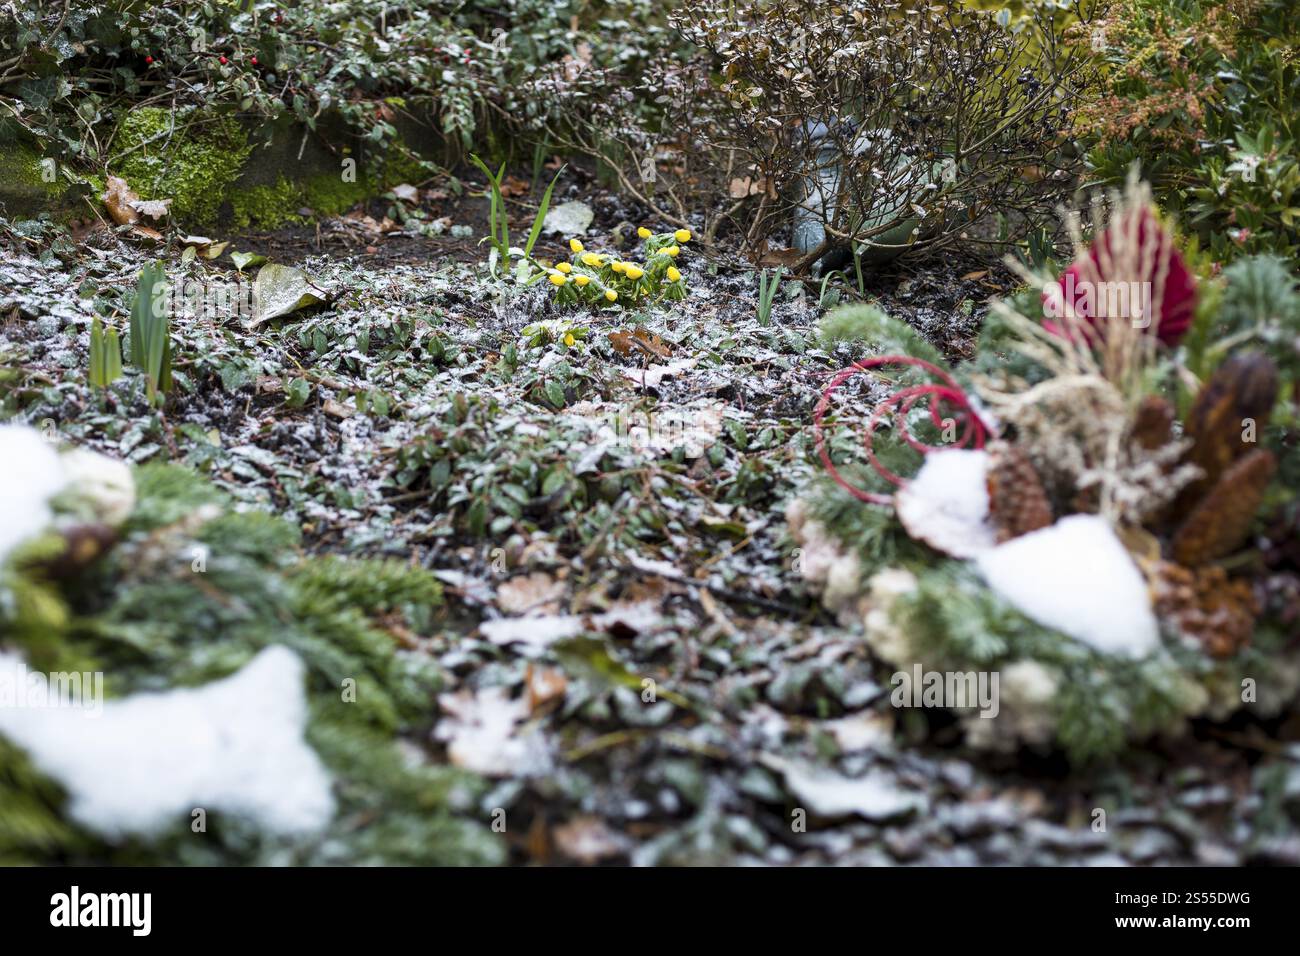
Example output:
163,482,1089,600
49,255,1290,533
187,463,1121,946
1130,395,1175,451
1171,449,1276,567
1175,352,1278,515
1151,561,1258,659
985,441,1053,543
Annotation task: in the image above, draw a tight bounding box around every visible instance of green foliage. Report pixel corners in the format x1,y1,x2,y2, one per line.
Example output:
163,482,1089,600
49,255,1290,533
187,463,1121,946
1213,254,1300,377
4,2,675,181
757,268,784,326
0,463,499,865
469,154,564,280
87,317,122,390
1080,0,1300,261
894,563,1205,763
0,739,82,865
803,466,932,580
547,230,690,308
111,108,252,225
966,293,1055,386
817,304,949,377
126,261,171,406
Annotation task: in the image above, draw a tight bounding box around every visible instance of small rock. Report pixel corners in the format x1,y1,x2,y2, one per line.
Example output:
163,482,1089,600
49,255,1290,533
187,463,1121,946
541,200,594,237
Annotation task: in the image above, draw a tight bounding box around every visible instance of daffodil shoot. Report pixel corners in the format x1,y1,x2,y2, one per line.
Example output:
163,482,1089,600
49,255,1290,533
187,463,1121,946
548,227,690,308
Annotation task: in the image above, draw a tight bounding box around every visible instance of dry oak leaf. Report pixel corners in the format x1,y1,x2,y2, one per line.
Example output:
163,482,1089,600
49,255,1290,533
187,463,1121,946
608,327,671,360
525,663,568,715
102,175,141,226
496,571,566,616
729,176,765,199
103,175,165,240
132,197,171,221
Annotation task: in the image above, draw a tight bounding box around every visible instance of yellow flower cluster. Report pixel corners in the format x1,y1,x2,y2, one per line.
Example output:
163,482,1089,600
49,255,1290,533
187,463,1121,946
546,226,691,309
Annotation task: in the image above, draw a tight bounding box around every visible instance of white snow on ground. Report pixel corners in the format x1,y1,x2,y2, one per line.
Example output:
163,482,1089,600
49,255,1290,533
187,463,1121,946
894,449,997,558
0,646,336,839
975,513,1161,657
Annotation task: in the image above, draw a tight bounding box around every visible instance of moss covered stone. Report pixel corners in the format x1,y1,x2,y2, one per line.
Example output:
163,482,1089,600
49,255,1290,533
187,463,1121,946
111,107,252,226
107,106,434,229
228,172,374,228
0,142,81,220
229,176,306,229
227,146,431,229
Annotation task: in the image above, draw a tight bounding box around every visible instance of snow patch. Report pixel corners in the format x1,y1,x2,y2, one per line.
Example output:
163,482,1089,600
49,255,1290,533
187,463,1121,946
975,514,1160,657
0,646,336,839
894,449,996,558
0,424,66,565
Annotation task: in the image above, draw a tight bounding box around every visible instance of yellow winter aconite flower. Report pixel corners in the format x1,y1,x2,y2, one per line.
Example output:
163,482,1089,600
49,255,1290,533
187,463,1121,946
581,252,603,268
623,264,645,280
674,229,691,243
548,273,567,286
637,226,652,239
556,262,572,273
575,275,590,287
569,238,584,253
611,261,626,274
563,332,576,347
664,245,680,257
667,266,682,282
605,289,618,302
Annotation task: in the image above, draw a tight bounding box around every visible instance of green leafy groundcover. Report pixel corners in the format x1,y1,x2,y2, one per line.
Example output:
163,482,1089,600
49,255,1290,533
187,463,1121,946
2,0,677,164
0,465,502,865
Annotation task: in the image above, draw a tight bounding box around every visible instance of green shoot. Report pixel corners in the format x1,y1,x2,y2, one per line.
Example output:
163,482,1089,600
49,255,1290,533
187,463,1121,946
128,261,172,407
523,166,563,261
757,266,784,325
818,271,845,309
88,317,123,389
469,154,510,274
470,153,565,280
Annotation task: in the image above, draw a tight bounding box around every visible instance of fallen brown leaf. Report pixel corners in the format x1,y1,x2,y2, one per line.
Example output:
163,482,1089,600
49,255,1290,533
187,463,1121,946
608,327,671,360
552,817,628,864
102,175,140,226
500,176,530,197
525,663,568,715
758,248,804,268
497,571,565,616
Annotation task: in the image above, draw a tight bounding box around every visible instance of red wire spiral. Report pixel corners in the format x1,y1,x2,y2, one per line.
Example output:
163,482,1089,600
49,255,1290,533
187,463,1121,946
812,355,992,506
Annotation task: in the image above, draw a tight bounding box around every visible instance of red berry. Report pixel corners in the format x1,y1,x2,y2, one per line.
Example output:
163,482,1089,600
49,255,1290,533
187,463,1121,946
219,56,228,64
145,55,153,64
250,57,258,65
